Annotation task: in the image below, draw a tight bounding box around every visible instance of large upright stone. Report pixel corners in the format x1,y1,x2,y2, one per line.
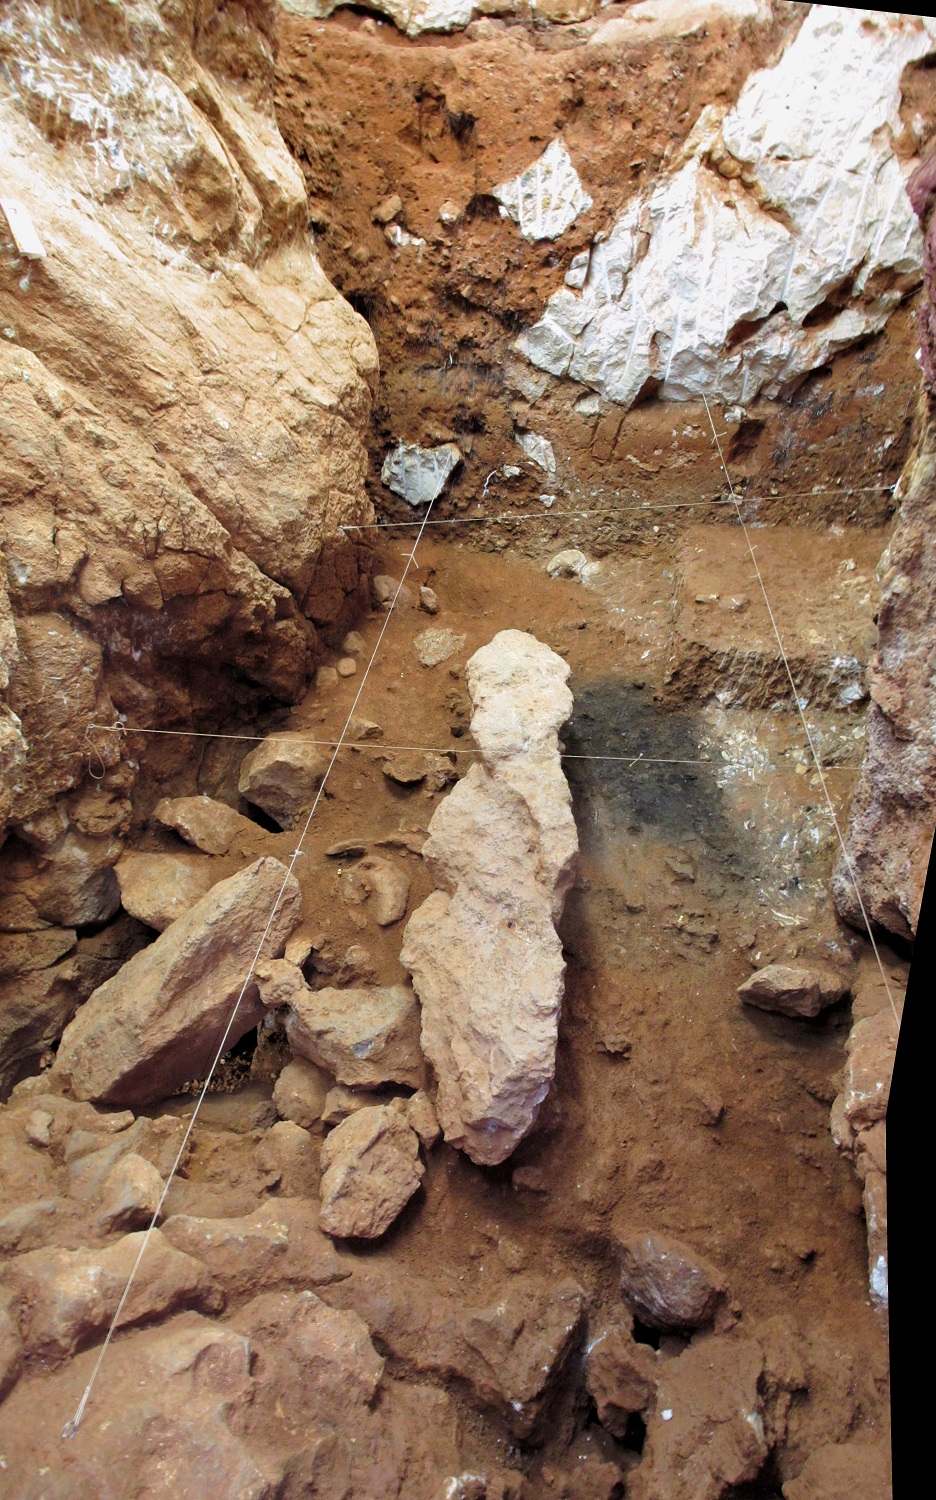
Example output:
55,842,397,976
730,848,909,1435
401,630,577,1165
53,858,302,1106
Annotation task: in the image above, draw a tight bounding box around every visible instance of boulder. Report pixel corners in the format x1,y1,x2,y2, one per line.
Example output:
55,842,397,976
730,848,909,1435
615,1229,726,1331
151,795,256,856
115,851,218,931
273,1056,331,1128
7,1230,223,1360
238,733,327,830
52,857,302,1106
318,1104,424,1239
401,630,577,1164
738,964,847,1019
286,984,424,1089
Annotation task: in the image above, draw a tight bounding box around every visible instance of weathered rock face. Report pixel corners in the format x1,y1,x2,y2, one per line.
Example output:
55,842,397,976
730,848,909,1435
401,629,577,1165
833,391,936,940
318,1104,424,1239
115,851,219,931
519,9,935,407
238,732,327,830
52,857,302,1105
286,983,425,1088
0,0,378,841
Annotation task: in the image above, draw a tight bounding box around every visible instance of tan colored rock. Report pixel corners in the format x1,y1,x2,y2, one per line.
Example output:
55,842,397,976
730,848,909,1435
115,851,218,931
319,1104,424,1239
415,626,467,667
53,857,302,1106
151,796,256,856
391,1089,441,1148
8,1230,223,1361
322,1083,389,1125
96,1153,165,1233
535,0,598,19
162,1199,344,1299
401,630,577,1164
842,1005,898,1130
256,957,309,1009
738,964,847,1019
238,733,327,830
585,1319,659,1438
0,1299,21,1402
615,1228,726,1331
6,827,122,928
338,854,411,925
287,984,424,1088
273,1056,331,1128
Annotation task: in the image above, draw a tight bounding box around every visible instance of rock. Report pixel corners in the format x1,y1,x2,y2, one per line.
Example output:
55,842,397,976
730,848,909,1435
585,1319,659,1438
52,857,302,1106
96,1152,165,1232
401,630,577,1164
781,1440,892,1500
5,828,122,927
338,854,411,926
737,964,847,1019
842,1005,899,1130
287,984,424,1089
150,795,254,856
337,656,357,676
318,1104,424,1239
494,139,592,243
245,1287,385,1399
546,549,589,580
415,627,467,667
0,1299,22,1402
0,958,82,1099
115,851,218,931
833,395,936,940
316,665,339,691
373,574,404,605
256,956,308,1010
536,0,598,20
283,0,476,41
862,1169,888,1310
322,1083,389,1125
273,1056,331,1128
383,754,428,785
517,430,557,478
8,1230,223,1360
420,585,440,613
255,1119,318,1196
373,193,404,225
238,733,327,830
382,441,461,507
342,630,367,654
391,1089,441,1148
615,1229,725,1331
162,1199,345,1298
629,1336,767,1500
520,10,934,407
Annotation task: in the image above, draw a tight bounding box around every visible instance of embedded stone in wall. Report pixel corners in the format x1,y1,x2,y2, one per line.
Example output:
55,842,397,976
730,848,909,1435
381,441,461,508
279,0,476,40
401,630,578,1165
518,9,936,406
493,139,592,243
516,430,557,478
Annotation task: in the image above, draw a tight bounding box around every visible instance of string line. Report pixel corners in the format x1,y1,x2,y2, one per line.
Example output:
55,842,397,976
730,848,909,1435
701,394,900,1024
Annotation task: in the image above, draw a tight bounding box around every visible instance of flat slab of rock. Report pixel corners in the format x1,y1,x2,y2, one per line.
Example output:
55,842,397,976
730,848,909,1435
319,1104,424,1239
238,733,326,830
115,851,218,931
52,857,302,1106
162,1199,346,1297
287,984,424,1088
150,795,256,855
738,964,847,1019
616,1228,725,1331
381,440,460,507
401,629,578,1164
414,626,466,667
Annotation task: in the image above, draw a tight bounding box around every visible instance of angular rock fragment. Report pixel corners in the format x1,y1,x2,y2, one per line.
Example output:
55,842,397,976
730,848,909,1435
494,139,592,242
151,795,256,856
52,858,302,1106
236,1289,384,1404
115,851,218,931
381,440,461,507
238,733,326,829
8,1230,223,1360
95,1152,165,1233
391,1089,441,1148
615,1228,725,1331
287,984,424,1088
401,630,578,1164
318,1104,424,1239
585,1318,659,1438
738,964,847,1019
162,1199,345,1298
322,1083,389,1125
415,626,467,668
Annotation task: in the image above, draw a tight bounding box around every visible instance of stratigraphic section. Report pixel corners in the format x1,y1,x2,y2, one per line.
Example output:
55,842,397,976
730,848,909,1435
518,8,936,406
401,630,578,1166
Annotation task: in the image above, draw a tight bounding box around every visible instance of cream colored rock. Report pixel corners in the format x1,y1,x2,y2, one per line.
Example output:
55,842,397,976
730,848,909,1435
286,984,424,1089
415,628,466,668
151,796,256,856
53,858,302,1106
337,855,411,925
238,733,327,830
521,9,936,407
280,0,474,40
494,140,593,243
322,1083,389,1125
401,630,577,1165
273,1057,331,1129
115,851,218,931
319,1104,424,1239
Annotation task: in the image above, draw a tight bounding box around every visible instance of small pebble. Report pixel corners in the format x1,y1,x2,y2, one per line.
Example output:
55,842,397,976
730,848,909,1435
337,657,357,677
342,630,366,654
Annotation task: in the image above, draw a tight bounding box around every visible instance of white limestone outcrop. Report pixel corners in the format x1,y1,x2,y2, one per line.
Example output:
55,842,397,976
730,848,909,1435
518,8,936,407
400,631,578,1166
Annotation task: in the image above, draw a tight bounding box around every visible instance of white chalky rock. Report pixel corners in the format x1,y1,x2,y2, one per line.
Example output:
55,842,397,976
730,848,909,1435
519,9,936,407
401,631,578,1165
279,0,475,39
494,139,592,243
381,441,461,508
516,430,557,478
